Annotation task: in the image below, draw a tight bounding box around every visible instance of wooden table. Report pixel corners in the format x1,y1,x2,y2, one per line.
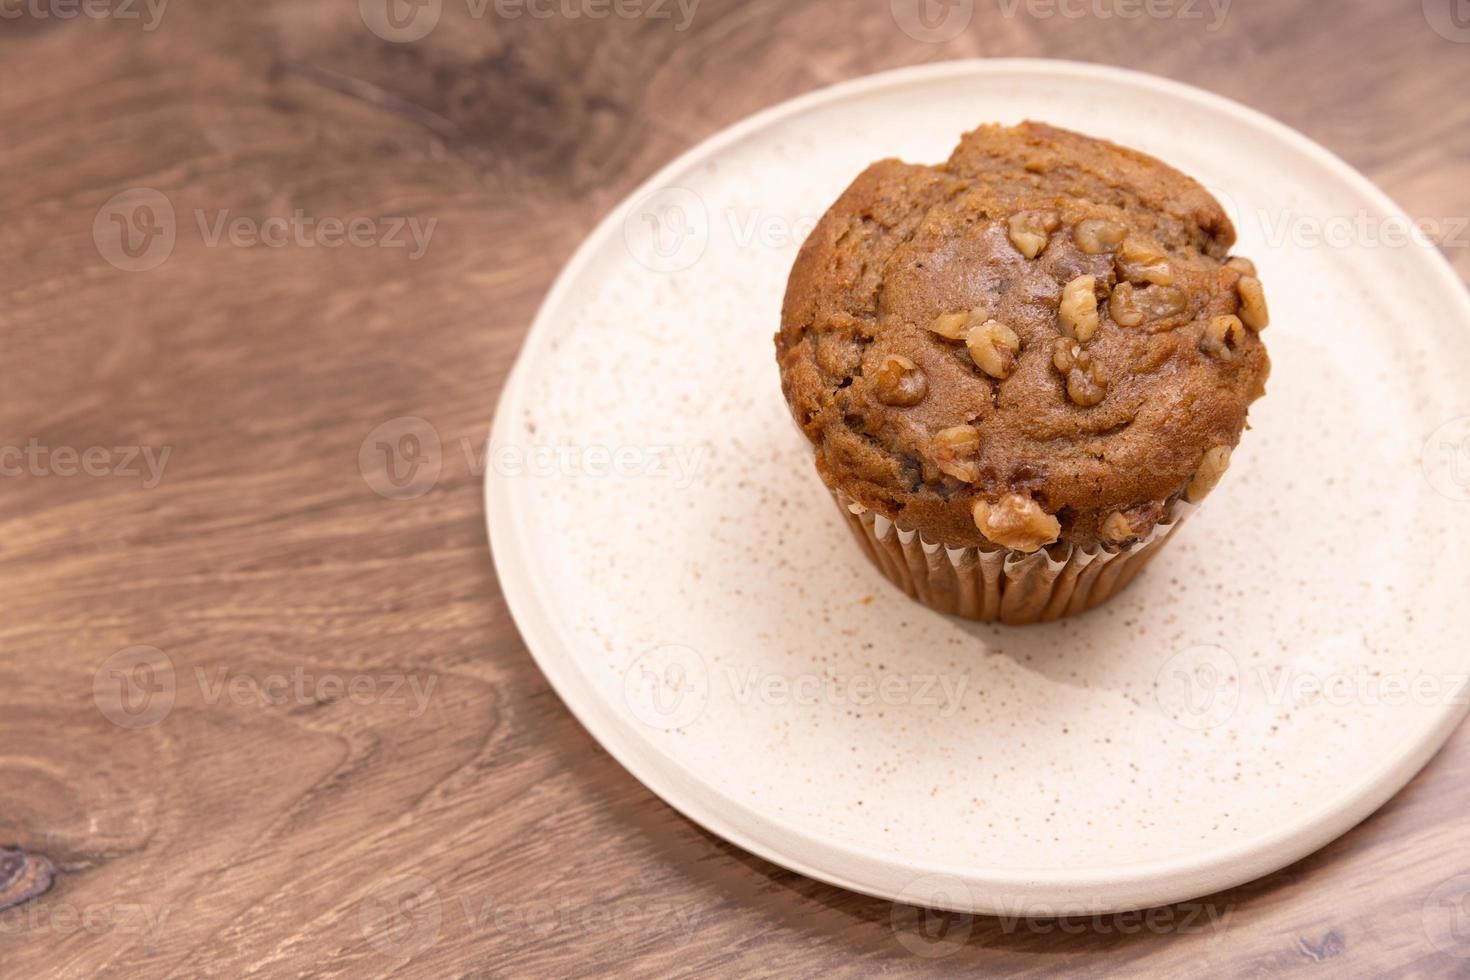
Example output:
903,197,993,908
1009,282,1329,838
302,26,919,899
3,1,1468,975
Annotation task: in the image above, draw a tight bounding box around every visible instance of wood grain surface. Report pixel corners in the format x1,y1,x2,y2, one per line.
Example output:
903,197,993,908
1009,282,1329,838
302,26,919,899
3,0,1469,976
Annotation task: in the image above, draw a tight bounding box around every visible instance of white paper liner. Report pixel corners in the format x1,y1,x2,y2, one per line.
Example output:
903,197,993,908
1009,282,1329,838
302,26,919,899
833,490,1197,625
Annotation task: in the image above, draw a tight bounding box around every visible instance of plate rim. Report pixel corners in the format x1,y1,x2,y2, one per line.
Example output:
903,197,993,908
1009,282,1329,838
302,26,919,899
485,57,1470,914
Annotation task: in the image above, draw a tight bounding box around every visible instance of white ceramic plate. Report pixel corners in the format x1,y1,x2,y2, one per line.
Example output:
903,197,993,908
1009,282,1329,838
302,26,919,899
486,60,1470,914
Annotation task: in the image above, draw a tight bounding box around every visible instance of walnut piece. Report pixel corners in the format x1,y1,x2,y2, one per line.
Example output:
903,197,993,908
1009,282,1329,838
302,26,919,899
1067,367,1106,407
966,319,1021,380
1051,338,1107,407
1007,210,1060,260
1100,511,1137,544
1051,337,1080,373
933,425,981,483
929,309,981,341
972,493,1061,552
1185,446,1232,502
1101,502,1164,545
1237,275,1270,331
1108,282,1144,327
872,354,928,406
1201,314,1246,360
1074,218,1128,254
1109,282,1186,332
1116,236,1175,286
1139,285,1186,317
1059,275,1100,342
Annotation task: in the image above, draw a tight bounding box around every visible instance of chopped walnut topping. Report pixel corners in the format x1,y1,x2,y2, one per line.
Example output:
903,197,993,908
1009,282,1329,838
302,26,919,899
933,309,1023,381
1226,256,1257,277
1109,281,1185,331
1201,314,1246,360
1067,367,1106,407
1100,511,1137,544
1108,282,1144,327
1101,502,1164,544
1059,275,1100,342
872,354,928,406
1139,285,1186,318
1007,210,1060,260
1051,337,1080,373
933,425,981,483
972,493,1061,552
965,319,1021,380
1051,338,1107,407
1116,236,1175,286
1185,446,1232,502
1074,218,1128,254
1236,275,1269,331
930,310,977,340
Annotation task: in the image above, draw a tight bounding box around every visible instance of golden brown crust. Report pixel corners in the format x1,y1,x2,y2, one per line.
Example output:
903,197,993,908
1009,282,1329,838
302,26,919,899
775,122,1270,550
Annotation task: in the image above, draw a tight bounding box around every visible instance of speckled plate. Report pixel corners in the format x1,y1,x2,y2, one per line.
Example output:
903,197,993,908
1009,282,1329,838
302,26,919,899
486,60,1470,914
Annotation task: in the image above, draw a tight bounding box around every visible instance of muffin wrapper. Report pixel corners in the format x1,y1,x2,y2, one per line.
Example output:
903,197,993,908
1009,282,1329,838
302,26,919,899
832,490,1195,625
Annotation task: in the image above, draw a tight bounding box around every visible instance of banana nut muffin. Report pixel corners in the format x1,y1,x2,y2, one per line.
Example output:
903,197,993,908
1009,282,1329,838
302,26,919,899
775,122,1270,619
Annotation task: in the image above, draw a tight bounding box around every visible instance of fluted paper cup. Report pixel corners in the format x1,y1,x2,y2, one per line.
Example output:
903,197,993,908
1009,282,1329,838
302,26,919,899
832,489,1195,625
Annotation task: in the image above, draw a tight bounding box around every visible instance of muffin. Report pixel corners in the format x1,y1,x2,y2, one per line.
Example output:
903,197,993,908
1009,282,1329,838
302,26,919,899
775,121,1270,624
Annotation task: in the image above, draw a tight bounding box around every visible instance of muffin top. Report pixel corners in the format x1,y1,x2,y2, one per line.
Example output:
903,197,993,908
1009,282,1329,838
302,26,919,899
776,121,1270,551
